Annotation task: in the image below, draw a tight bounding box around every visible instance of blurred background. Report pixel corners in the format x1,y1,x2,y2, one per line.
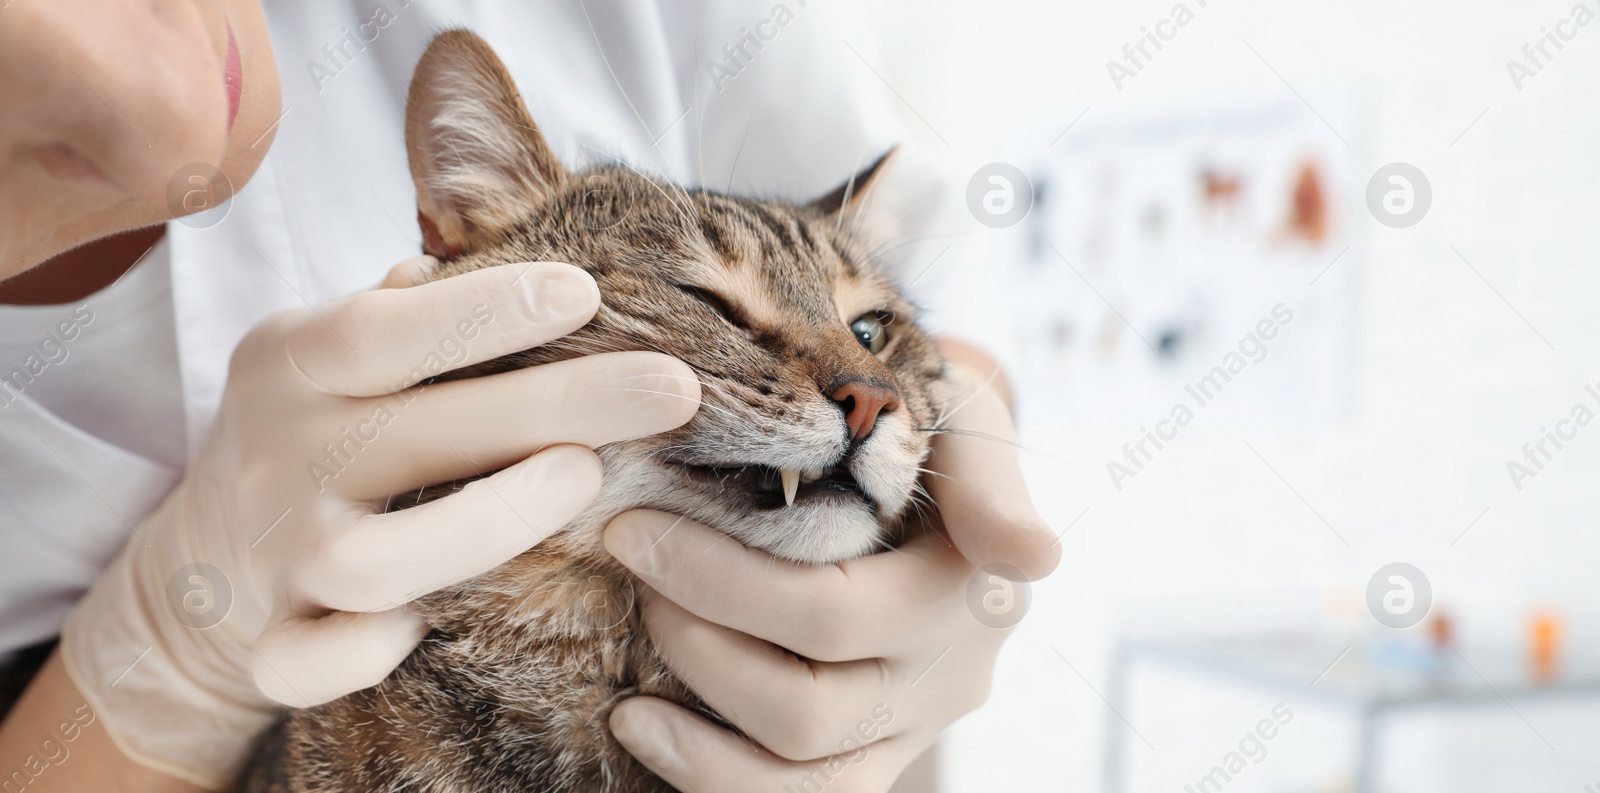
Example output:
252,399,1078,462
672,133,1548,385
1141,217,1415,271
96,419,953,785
854,0,1600,790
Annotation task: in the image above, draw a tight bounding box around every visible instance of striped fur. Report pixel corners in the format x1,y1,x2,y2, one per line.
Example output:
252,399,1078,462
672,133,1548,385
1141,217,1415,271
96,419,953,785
235,31,943,792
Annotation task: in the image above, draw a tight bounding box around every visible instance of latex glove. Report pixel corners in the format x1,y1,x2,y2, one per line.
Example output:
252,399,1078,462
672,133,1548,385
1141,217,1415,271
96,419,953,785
61,257,700,789
603,363,1056,792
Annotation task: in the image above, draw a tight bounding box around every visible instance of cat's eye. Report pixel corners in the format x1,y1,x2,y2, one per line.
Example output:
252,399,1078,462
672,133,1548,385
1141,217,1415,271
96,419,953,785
850,313,891,355
676,284,752,335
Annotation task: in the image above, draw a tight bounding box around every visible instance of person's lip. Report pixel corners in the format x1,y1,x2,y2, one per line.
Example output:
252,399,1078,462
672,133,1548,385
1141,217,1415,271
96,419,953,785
224,18,242,133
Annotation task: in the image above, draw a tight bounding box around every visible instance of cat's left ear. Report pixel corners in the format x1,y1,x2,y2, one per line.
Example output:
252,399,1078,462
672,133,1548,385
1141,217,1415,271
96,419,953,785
808,148,897,217
405,30,566,258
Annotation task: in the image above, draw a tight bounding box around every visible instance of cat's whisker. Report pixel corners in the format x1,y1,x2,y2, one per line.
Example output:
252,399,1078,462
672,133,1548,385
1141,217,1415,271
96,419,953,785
640,444,698,463
691,63,709,200
578,347,750,407
914,426,1072,467
865,232,977,275
920,366,1005,432
673,178,697,214
845,171,887,239
852,189,963,261
596,335,674,358
913,426,1021,448
577,326,678,357
615,370,733,398
673,180,702,222
659,172,694,218
704,530,743,553
888,190,944,226
574,387,743,422
834,151,868,233
903,494,932,535
673,379,748,409
725,111,753,195
612,158,695,227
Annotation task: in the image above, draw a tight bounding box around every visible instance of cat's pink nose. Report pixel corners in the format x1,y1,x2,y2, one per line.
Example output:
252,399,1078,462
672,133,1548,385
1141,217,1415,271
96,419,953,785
828,380,900,441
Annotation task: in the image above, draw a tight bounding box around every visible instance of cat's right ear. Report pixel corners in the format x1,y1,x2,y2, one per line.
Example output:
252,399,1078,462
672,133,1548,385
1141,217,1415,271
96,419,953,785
405,30,565,258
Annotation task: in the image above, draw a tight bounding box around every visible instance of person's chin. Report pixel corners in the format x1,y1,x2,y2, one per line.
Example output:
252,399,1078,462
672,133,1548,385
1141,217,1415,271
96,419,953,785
214,1,282,199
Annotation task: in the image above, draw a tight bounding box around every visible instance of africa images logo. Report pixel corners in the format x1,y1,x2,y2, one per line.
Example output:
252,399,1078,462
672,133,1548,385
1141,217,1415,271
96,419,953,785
1504,1,1597,91
1181,703,1294,793
966,163,1034,229
305,0,418,93
1103,0,1220,91
704,0,813,93
1504,382,1600,492
1366,563,1431,630
0,305,95,410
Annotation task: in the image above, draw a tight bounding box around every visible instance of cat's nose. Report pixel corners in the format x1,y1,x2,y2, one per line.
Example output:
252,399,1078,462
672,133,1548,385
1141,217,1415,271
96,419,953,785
828,380,900,442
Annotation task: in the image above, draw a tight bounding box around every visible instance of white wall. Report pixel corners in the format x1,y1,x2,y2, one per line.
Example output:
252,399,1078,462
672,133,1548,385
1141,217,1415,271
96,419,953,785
854,0,1600,789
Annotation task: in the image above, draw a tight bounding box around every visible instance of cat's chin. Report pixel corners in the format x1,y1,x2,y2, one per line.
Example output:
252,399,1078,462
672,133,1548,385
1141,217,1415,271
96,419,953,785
652,460,900,564
647,474,891,564
717,497,890,564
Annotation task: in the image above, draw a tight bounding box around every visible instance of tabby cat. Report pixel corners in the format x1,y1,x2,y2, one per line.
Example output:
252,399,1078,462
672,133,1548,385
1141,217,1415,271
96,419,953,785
237,30,945,792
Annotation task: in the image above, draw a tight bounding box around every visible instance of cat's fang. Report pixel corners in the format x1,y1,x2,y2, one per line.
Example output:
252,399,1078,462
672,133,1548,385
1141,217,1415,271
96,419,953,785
781,468,800,506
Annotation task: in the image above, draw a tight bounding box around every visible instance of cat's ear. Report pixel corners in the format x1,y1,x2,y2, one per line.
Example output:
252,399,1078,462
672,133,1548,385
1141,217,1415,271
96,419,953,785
808,149,897,217
405,30,565,258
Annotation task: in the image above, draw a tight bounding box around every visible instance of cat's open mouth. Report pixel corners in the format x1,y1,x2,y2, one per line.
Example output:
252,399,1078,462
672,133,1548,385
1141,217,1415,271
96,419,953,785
669,459,871,511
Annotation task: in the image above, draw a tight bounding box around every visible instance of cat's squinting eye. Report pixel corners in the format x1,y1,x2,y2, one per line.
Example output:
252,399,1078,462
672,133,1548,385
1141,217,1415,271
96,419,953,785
850,312,892,355
675,284,751,333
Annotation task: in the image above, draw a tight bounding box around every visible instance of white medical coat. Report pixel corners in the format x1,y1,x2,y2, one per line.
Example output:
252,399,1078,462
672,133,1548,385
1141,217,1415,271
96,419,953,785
0,0,1007,654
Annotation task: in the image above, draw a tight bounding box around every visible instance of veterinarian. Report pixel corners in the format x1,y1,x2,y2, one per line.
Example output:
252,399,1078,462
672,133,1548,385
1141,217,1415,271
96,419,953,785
0,1,1059,790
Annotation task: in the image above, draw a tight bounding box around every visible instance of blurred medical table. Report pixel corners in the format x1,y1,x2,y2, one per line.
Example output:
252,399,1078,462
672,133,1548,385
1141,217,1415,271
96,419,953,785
1104,634,1600,793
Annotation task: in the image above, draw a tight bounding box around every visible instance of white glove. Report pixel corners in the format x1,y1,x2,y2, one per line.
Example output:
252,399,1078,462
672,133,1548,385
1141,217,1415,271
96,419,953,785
61,257,700,789
602,362,1057,792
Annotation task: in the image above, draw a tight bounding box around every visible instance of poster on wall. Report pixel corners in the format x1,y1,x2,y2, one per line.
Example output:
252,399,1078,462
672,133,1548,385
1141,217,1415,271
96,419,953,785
993,85,1368,431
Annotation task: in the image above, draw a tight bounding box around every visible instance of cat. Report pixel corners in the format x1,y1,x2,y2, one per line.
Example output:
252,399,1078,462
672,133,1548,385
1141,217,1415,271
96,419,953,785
236,29,945,793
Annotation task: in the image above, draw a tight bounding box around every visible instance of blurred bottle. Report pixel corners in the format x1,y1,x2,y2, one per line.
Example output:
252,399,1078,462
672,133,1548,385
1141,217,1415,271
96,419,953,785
1430,610,1452,649
1529,608,1563,682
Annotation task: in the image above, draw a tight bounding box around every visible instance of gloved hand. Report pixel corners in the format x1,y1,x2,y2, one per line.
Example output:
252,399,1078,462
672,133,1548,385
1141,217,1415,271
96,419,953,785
61,257,700,790
603,360,1056,792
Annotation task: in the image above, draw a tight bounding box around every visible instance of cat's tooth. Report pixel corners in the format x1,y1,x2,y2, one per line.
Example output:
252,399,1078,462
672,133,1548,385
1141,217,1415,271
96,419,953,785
780,468,800,507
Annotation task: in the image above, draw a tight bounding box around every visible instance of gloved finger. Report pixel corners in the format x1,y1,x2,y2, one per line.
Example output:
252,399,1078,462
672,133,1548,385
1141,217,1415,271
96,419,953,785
605,510,970,662
283,261,600,397
252,606,429,707
924,368,1059,580
325,351,699,500
379,254,438,289
610,697,918,793
638,591,916,761
293,445,602,613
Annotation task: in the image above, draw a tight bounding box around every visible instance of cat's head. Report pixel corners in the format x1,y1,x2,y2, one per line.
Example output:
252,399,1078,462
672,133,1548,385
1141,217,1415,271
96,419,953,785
403,31,943,564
